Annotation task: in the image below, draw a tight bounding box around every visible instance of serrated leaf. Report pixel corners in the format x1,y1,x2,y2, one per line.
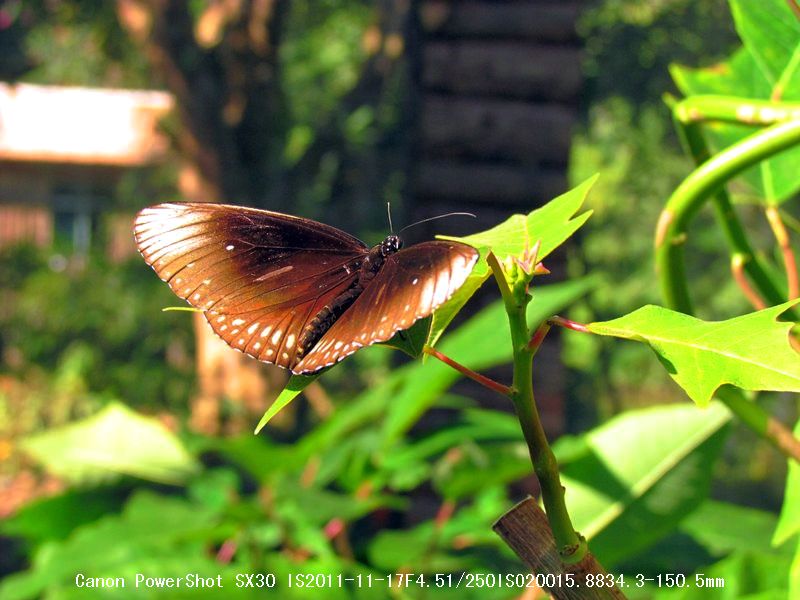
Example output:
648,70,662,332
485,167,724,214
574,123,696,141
21,403,199,485
451,175,596,263
427,175,596,347
588,301,800,406
254,373,319,433
774,418,800,546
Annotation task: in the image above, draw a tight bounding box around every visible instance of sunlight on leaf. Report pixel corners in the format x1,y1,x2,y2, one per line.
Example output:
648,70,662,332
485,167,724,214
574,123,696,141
21,403,199,485
560,402,731,566
427,175,596,347
588,301,800,406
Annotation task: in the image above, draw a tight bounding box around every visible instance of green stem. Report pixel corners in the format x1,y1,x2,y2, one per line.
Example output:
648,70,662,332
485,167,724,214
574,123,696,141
673,120,786,308
656,119,800,313
671,95,800,126
662,107,800,463
488,256,584,561
716,387,800,462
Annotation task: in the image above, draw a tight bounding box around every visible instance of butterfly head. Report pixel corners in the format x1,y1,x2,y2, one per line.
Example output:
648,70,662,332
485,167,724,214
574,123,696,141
381,235,403,257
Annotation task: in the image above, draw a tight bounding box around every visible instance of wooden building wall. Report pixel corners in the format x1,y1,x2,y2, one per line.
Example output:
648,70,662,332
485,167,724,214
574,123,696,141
411,1,583,433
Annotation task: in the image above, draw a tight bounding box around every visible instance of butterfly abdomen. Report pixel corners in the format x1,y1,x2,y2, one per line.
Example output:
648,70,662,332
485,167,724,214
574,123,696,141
296,239,400,358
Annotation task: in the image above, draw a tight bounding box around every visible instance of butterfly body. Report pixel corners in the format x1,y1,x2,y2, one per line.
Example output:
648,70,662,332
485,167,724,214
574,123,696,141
296,235,402,357
134,203,477,374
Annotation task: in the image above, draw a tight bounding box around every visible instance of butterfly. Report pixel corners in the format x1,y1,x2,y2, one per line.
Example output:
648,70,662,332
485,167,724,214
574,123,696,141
133,203,479,374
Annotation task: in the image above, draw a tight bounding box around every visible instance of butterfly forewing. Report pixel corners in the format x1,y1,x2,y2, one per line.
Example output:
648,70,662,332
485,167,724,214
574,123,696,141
134,203,368,313
294,241,479,373
134,203,369,369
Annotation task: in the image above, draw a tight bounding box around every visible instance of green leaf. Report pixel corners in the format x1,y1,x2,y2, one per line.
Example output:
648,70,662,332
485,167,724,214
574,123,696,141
21,403,199,485
774,418,800,546
681,500,786,557
452,174,596,264
427,175,595,346
0,488,123,544
792,537,800,599
730,0,800,96
670,0,800,204
668,551,792,599
380,314,431,358
0,491,230,600
560,402,731,566
254,373,319,434
588,301,800,406
366,486,511,573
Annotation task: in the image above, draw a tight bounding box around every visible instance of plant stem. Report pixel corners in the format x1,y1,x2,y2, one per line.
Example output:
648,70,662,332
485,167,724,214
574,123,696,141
716,387,800,462
672,119,787,310
671,95,800,126
423,346,511,396
662,108,800,463
656,119,800,314
488,255,584,561
731,254,767,310
765,206,799,299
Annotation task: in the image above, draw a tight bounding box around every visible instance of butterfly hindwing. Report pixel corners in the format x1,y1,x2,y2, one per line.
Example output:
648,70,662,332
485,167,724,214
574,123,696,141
293,241,479,373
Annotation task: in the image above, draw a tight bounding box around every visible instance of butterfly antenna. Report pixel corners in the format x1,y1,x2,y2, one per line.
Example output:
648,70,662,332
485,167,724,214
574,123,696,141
387,202,394,234
398,212,476,235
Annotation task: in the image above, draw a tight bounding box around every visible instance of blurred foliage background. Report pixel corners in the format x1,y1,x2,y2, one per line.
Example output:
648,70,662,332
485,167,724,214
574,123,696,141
0,0,797,598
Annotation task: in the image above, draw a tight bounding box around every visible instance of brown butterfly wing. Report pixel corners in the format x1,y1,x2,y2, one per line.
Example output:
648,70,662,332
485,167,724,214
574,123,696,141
293,241,479,373
134,202,368,369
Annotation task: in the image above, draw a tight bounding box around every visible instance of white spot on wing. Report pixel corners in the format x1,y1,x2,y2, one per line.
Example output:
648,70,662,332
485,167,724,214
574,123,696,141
433,270,450,306
271,330,282,344
226,244,235,251
247,322,259,335
286,334,296,349
261,325,273,338
422,280,435,310
232,318,246,326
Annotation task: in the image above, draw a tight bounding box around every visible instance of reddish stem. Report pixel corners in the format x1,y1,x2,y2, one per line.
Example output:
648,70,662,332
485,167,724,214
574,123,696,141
216,539,237,563
788,0,800,22
547,315,590,333
731,254,767,310
435,499,457,530
423,347,511,396
527,322,551,354
766,206,799,299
